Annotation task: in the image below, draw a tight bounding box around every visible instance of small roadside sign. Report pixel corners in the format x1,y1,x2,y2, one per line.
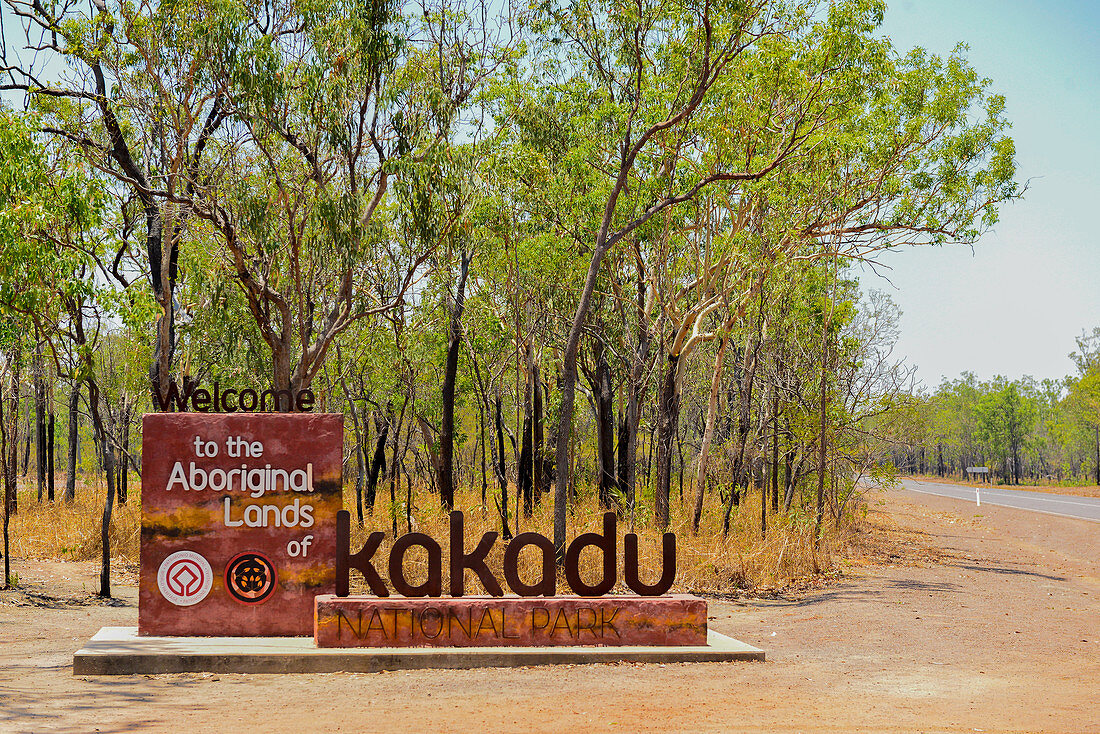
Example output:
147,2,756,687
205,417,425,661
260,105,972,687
966,466,989,494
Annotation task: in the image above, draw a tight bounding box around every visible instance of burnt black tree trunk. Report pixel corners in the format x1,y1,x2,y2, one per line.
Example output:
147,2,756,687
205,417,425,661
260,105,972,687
34,342,45,502
2,347,20,587
493,392,512,539
88,379,116,597
519,348,534,517
67,300,117,597
1,386,8,588
722,283,767,534
616,265,649,512
22,425,30,478
532,366,545,507
437,251,470,511
365,410,390,513
47,412,55,502
118,399,132,504
584,336,617,511
771,387,780,514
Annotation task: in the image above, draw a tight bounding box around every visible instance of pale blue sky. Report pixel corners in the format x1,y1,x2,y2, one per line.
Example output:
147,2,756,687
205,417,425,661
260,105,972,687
863,0,1100,387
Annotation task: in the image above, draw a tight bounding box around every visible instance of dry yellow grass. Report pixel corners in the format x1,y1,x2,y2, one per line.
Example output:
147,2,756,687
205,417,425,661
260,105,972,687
7,477,141,563
342,481,851,595
6,474,855,595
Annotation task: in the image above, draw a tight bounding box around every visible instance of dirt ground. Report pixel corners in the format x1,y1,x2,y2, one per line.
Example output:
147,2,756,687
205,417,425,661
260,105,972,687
1,486,1098,734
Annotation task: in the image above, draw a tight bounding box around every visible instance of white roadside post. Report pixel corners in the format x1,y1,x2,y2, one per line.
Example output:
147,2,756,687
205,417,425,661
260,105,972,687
966,467,988,507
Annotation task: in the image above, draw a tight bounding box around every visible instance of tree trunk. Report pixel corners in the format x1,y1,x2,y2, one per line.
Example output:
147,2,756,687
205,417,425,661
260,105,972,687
22,428,30,478
478,380,489,507
66,381,78,502
532,366,545,507
519,344,534,517
438,251,470,511
722,330,765,534
47,411,55,502
692,327,731,532
6,349,20,516
494,393,511,540
617,267,649,512
553,233,615,560
1,352,15,587
355,434,366,525
653,353,680,529
815,327,830,541
365,413,389,514
68,297,117,598
34,342,45,502
645,424,654,490
389,397,408,538
117,400,131,504
1,396,8,587
783,428,796,513
469,352,491,507
770,387,780,514
591,338,616,510
89,378,117,597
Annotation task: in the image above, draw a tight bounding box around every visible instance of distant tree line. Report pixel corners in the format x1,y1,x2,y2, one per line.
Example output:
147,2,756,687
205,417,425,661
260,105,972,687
882,329,1100,485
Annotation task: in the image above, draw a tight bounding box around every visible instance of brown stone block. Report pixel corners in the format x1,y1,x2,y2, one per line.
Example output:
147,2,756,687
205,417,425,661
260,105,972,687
314,595,708,648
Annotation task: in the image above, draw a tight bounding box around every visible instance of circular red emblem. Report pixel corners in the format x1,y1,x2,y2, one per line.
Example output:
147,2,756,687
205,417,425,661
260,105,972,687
224,551,278,605
157,551,213,606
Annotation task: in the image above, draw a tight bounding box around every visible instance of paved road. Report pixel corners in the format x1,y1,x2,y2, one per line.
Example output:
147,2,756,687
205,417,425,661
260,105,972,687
899,478,1100,522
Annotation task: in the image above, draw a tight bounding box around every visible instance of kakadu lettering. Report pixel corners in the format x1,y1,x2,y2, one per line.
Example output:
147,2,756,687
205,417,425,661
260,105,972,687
336,511,677,598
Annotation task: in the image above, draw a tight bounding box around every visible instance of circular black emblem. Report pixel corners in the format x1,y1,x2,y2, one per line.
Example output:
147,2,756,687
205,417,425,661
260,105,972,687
224,552,277,605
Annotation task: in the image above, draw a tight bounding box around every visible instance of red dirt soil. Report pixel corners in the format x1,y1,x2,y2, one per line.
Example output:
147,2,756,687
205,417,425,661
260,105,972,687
1,485,1098,733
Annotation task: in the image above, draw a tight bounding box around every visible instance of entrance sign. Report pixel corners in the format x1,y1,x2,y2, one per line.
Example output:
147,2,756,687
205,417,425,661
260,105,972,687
966,467,989,474
322,510,703,648
139,413,343,636
135,412,708,650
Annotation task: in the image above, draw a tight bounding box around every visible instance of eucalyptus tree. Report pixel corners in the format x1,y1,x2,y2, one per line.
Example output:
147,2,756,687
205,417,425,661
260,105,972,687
497,0,813,550
396,0,521,510
683,3,1020,530
177,0,417,395
0,108,127,595
976,379,1037,484
1,0,238,403
1064,330,1100,485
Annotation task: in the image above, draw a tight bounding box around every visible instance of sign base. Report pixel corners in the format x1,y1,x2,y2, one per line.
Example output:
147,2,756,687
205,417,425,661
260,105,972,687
73,626,763,675
314,594,707,648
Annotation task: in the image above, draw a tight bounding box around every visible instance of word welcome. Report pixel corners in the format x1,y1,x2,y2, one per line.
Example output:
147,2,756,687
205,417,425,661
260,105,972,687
336,511,676,598
154,378,315,413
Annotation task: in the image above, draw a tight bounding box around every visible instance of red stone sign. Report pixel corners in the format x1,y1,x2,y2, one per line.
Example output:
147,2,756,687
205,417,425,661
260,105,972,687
314,595,707,648
139,413,342,636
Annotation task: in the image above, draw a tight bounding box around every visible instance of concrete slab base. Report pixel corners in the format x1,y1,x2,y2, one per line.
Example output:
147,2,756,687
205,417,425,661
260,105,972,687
73,626,764,675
